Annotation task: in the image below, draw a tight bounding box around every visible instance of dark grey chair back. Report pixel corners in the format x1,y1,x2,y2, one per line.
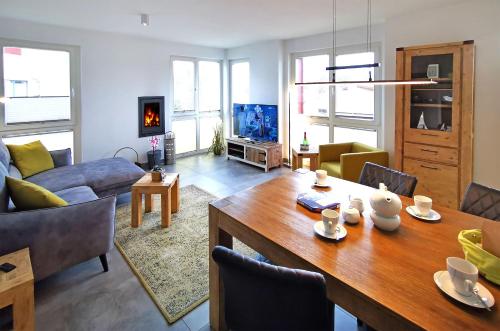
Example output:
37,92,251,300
211,246,331,331
460,182,500,221
359,162,418,197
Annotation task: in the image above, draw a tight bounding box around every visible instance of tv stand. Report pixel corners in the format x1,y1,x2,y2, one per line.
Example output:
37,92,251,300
226,137,282,172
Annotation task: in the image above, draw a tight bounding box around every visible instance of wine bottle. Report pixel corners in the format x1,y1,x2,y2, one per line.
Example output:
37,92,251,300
302,132,309,146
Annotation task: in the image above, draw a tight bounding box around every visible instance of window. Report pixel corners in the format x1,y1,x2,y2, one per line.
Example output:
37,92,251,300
230,61,249,105
171,57,222,155
291,45,380,151
0,40,80,161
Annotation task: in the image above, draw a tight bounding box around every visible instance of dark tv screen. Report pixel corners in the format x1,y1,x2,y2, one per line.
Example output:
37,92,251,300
232,103,278,142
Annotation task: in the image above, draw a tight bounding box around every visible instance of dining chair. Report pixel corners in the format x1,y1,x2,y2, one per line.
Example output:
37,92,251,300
358,162,418,198
460,182,500,221
212,245,333,331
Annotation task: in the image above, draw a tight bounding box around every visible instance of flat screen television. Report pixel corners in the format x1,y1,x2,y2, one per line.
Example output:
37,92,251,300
232,103,278,142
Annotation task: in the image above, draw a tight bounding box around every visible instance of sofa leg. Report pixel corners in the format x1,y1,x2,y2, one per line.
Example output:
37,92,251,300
99,254,109,272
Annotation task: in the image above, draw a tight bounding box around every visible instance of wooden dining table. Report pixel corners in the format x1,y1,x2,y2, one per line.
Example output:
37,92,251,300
208,171,499,330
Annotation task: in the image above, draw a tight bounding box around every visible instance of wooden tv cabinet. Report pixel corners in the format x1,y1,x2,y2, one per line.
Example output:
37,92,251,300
226,138,282,172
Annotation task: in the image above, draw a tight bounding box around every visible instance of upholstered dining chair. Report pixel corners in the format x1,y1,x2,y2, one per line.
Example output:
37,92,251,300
460,182,500,221
211,246,333,331
358,162,418,198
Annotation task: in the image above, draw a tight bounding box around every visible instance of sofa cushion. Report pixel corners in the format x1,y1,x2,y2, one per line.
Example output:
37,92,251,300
6,176,68,211
54,186,98,205
7,140,54,178
27,157,144,196
320,161,341,178
50,148,73,168
0,163,8,213
0,140,9,169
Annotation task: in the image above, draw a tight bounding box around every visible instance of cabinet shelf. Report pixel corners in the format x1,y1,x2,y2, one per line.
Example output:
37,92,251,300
412,103,452,108
412,88,453,91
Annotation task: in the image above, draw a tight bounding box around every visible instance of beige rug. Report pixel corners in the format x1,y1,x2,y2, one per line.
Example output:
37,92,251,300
114,185,254,323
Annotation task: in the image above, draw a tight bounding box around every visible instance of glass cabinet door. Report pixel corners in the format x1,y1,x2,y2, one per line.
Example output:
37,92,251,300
403,48,461,147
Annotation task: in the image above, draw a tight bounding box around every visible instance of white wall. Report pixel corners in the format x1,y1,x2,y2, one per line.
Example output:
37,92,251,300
384,0,500,187
0,17,224,163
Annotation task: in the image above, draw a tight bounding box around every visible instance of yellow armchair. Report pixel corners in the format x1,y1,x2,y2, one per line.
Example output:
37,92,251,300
318,142,389,183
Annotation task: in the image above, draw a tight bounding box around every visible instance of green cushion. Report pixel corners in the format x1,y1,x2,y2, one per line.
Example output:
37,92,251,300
6,176,67,211
6,140,54,178
320,162,341,178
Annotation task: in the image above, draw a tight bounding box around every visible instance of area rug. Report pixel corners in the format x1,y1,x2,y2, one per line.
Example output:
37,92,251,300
114,185,254,323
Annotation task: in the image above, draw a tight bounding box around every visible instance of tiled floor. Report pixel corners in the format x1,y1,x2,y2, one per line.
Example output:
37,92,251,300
2,154,359,331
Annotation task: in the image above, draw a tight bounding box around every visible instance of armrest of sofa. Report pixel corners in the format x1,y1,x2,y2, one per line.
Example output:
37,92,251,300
340,151,389,183
0,195,116,281
318,143,352,164
50,148,73,167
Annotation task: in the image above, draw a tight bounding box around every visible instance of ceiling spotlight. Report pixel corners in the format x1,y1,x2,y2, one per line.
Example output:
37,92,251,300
141,14,149,27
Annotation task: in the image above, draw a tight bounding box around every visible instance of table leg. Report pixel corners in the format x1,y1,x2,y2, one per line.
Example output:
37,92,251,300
310,156,318,171
13,281,35,331
145,193,153,213
161,189,172,228
131,189,142,228
297,156,303,169
292,154,298,170
209,204,233,331
172,176,180,213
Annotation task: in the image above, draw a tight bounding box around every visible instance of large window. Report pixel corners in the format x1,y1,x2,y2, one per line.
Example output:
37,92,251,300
171,57,222,155
0,40,80,160
291,46,380,150
229,60,250,137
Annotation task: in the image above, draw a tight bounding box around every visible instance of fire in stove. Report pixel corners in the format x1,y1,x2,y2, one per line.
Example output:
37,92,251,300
144,106,160,127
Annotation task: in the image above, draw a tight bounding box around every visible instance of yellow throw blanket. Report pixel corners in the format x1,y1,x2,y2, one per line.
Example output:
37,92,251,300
458,229,500,285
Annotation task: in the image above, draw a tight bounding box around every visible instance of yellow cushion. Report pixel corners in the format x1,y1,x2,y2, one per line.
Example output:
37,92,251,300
459,229,500,285
6,140,54,178
6,176,67,211
320,162,341,178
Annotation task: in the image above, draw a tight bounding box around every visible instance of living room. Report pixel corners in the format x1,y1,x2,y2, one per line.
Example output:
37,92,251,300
0,1,499,330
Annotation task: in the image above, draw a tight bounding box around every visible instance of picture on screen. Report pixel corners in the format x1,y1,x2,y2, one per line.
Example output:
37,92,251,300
233,103,278,142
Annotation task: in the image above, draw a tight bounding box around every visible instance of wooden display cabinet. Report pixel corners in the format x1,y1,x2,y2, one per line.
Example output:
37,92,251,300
395,41,474,209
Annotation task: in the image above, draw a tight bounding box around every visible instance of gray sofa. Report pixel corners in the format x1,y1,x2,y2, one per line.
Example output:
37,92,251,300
0,141,145,281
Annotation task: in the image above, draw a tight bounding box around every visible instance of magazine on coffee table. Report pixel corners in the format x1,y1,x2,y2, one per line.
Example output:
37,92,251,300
297,191,340,212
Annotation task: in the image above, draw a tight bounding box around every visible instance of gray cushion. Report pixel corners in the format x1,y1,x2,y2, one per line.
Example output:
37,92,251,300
8,164,22,179
27,157,144,196
0,140,9,169
0,163,8,213
54,186,98,205
50,148,72,168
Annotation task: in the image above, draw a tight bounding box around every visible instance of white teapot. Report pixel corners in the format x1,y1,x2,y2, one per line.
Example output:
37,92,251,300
369,183,402,231
369,183,402,217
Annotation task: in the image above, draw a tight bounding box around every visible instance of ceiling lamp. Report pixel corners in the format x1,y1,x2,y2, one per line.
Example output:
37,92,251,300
295,0,436,86
141,14,150,27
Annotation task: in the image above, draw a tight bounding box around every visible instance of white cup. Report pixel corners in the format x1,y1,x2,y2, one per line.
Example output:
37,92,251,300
447,257,478,296
322,209,339,236
414,195,432,216
316,170,328,185
342,208,360,224
349,196,364,213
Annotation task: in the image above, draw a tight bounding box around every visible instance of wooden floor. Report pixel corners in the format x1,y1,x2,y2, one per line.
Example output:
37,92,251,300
1,154,359,331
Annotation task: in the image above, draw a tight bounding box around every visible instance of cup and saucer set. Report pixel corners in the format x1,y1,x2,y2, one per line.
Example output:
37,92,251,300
406,195,441,222
314,196,365,240
313,170,331,188
434,257,495,310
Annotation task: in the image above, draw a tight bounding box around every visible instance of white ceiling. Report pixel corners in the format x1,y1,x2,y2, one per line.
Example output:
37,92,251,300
0,0,464,48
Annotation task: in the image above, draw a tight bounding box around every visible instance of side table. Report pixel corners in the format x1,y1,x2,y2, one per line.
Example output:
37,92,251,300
292,147,319,171
131,172,180,228
0,248,34,331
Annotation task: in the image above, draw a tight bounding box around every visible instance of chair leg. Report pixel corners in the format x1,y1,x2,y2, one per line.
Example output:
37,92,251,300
99,254,109,272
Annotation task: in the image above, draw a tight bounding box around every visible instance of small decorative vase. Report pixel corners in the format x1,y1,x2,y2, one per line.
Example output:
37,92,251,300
147,150,161,170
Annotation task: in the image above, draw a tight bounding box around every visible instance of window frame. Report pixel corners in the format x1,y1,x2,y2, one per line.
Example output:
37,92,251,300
0,38,81,162
228,58,250,139
170,56,223,157
290,43,382,148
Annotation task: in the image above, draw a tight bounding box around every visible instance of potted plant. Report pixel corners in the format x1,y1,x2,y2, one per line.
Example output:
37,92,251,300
147,136,161,170
209,123,225,156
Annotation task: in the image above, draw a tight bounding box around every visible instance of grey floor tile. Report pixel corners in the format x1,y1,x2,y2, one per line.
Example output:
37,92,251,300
182,301,209,331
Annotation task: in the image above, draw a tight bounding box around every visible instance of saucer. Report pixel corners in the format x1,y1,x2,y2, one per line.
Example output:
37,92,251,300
314,180,331,188
433,270,495,309
314,222,347,241
406,206,441,222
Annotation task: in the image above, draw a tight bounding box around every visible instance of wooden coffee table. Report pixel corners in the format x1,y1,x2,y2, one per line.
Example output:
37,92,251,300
131,172,180,228
0,248,35,331
292,147,319,171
